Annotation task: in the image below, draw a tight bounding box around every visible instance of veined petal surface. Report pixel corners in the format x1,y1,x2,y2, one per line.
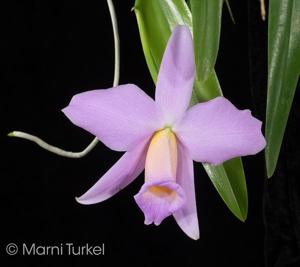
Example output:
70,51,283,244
155,26,195,124
174,97,266,165
76,138,150,205
63,84,160,152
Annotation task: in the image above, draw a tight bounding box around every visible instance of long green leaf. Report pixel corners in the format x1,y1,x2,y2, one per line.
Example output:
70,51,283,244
265,0,300,178
190,0,223,84
204,158,247,221
134,0,248,221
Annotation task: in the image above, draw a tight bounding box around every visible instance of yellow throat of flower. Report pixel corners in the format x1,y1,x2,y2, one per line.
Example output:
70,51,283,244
145,128,178,183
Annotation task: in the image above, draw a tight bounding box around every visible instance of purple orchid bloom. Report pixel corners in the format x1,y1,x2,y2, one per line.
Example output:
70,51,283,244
62,25,266,240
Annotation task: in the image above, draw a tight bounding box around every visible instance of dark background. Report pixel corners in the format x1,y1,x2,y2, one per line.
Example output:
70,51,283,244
0,0,287,266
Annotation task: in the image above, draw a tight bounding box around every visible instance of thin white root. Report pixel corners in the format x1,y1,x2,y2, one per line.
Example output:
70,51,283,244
260,0,266,21
8,131,99,158
8,0,120,158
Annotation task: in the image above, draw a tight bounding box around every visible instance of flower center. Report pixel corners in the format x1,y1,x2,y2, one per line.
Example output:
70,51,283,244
148,185,177,198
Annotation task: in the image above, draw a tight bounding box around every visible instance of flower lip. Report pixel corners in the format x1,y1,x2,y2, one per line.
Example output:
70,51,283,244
134,180,186,226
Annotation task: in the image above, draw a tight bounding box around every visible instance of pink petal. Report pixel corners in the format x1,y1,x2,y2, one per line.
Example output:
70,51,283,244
174,97,266,165
155,25,195,124
173,144,200,240
76,139,149,205
134,180,185,226
62,84,160,152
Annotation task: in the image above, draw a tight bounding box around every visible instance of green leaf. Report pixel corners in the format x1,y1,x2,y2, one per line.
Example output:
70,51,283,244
192,68,223,104
204,158,248,221
190,0,223,83
265,0,300,178
134,0,248,221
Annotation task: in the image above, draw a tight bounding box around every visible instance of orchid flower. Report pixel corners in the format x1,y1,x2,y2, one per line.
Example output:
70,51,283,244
62,25,266,240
